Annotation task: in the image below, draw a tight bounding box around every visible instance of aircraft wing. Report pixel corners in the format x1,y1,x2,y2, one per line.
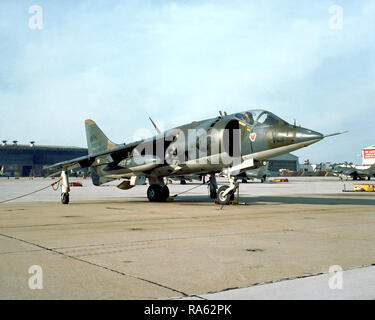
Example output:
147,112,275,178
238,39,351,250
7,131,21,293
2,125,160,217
341,168,356,176
368,163,375,173
47,141,141,172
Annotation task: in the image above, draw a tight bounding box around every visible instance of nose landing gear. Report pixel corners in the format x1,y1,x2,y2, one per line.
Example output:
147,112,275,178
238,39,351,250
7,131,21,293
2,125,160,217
217,175,238,205
217,186,235,205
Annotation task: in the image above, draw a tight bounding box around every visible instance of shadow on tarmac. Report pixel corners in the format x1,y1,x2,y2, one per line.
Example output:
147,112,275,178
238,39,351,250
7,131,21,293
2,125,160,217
245,195,375,206
64,191,375,206
174,195,375,206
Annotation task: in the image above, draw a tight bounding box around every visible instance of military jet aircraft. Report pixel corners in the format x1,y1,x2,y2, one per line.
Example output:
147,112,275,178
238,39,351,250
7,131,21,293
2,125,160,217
49,109,344,205
327,162,375,181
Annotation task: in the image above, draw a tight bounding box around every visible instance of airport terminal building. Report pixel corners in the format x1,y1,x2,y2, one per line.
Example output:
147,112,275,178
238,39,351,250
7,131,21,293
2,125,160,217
0,141,88,177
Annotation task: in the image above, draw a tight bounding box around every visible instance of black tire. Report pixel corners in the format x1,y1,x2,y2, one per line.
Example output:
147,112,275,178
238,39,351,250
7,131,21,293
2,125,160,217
147,184,161,202
61,193,69,204
147,184,169,202
217,185,233,205
368,177,371,181
241,179,248,183
180,179,186,185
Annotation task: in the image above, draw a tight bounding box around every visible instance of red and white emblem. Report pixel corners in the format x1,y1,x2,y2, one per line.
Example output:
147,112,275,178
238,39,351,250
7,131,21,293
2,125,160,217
249,132,256,142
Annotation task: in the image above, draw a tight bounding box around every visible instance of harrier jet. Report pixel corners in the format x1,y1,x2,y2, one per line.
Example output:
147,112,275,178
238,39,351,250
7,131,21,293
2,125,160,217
49,109,344,204
327,162,375,181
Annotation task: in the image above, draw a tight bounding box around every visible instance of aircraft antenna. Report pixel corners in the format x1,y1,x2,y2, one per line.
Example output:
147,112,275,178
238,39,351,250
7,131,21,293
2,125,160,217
149,117,161,134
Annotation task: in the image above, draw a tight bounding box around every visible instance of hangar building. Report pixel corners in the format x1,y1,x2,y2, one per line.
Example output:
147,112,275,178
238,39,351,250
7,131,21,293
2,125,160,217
0,140,88,177
267,153,299,175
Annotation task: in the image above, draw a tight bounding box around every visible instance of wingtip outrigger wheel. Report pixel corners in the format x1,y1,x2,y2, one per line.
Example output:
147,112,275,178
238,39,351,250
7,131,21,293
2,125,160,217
61,170,70,204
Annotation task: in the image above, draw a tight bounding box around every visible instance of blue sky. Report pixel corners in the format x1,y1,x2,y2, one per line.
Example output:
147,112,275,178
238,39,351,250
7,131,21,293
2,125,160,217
0,0,374,164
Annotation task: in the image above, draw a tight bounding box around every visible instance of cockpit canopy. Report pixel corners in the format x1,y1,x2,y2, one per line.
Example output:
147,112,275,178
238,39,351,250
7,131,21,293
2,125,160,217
234,109,288,126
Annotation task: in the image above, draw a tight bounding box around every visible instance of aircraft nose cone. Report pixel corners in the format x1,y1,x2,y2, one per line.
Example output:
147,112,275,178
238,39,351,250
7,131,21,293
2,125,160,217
295,127,323,143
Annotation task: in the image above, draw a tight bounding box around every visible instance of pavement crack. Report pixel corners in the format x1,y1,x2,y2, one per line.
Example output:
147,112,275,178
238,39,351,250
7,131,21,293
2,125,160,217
0,232,188,297
50,231,263,251
0,249,44,255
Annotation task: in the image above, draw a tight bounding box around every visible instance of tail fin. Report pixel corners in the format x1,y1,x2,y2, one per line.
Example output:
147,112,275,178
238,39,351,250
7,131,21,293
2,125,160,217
85,119,117,154
85,119,117,186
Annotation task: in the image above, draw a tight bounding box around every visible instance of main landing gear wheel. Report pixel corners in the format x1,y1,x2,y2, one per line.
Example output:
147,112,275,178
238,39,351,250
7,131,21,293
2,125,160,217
147,184,169,202
217,186,235,205
61,192,69,204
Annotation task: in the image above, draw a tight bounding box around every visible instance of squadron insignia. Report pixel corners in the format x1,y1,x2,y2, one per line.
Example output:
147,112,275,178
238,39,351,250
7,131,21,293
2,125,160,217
249,133,256,142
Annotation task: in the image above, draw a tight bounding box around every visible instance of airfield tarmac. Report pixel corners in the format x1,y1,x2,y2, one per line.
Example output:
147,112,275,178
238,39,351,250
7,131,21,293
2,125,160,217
0,177,375,299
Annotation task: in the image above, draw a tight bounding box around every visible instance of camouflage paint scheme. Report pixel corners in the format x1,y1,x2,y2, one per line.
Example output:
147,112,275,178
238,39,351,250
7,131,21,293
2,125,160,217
49,109,340,202
327,163,375,181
